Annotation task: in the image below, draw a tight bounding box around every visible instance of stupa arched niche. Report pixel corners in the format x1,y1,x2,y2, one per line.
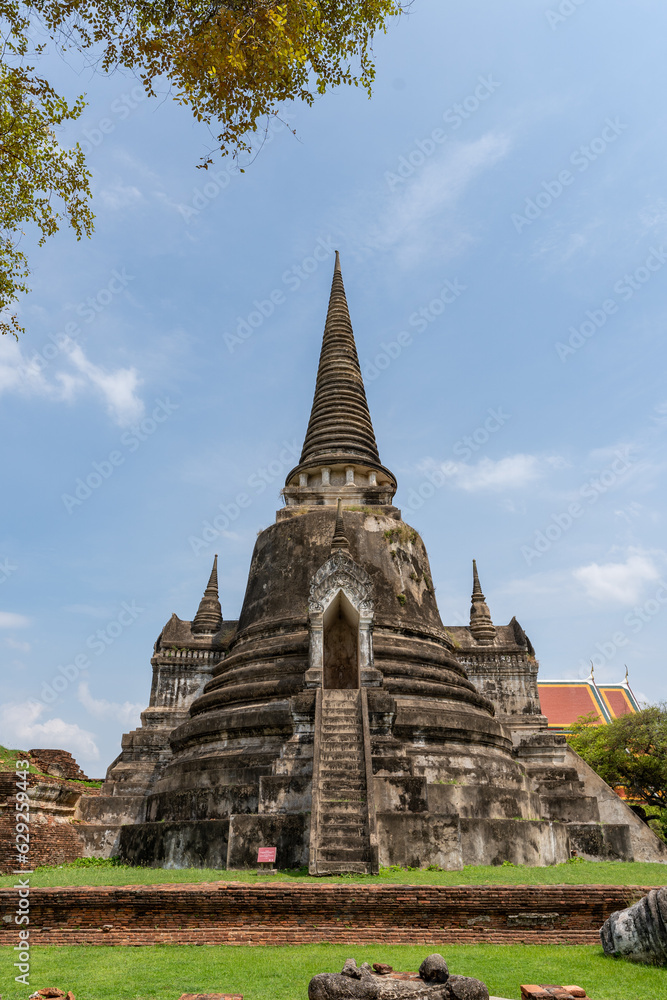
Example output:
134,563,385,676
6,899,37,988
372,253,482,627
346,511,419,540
306,550,375,690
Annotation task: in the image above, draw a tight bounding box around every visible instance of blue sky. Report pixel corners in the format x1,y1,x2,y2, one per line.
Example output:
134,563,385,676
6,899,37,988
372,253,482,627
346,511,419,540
2,0,667,775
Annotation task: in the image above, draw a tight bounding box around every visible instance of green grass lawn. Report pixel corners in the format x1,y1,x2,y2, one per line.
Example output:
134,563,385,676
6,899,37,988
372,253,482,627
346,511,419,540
1,858,665,889
1,944,665,1000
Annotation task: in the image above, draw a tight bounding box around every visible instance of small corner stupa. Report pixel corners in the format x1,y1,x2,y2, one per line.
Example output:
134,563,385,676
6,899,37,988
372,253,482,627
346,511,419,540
77,254,667,871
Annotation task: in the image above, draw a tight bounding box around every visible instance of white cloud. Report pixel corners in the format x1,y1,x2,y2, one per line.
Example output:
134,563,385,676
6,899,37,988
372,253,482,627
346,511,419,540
4,637,31,652
0,338,144,427
573,551,661,604
0,700,99,760
64,604,113,618
67,344,144,426
99,180,143,211
0,339,84,401
433,453,543,492
351,131,512,267
77,681,142,728
0,612,30,628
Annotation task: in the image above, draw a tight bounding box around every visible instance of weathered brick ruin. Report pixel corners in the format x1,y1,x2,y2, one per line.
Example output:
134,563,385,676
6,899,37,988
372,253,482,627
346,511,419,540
75,254,666,871
0,752,98,872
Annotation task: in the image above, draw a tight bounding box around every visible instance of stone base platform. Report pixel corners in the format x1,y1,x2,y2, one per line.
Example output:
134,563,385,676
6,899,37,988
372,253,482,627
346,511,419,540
0,883,658,947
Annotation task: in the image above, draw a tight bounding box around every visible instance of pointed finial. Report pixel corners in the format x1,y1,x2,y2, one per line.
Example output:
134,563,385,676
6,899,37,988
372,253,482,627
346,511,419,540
472,558,483,596
330,498,350,553
284,253,397,504
589,660,595,682
192,554,223,633
469,559,496,644
624,664,629,685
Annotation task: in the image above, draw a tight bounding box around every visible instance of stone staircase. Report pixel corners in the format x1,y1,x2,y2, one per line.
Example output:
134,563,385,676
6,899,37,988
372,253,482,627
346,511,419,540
310,689,377,874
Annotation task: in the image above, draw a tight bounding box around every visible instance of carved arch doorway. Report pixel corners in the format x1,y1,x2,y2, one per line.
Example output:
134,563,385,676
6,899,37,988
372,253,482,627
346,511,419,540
306,551,374,691
323,590,359,690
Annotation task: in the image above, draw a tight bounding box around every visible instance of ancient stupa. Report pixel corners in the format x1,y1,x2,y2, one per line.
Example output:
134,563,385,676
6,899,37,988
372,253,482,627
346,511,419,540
78,255,665,871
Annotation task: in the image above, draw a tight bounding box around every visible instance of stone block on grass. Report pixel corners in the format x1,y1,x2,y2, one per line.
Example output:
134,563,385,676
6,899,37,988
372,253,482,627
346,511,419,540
520,988,588,1000
178,994,243,999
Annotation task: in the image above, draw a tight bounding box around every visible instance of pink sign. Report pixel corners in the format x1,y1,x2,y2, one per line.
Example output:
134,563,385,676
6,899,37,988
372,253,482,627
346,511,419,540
257,847,277,863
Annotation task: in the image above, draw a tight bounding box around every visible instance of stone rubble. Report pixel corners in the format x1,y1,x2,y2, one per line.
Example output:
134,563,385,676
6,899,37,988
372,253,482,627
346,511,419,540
418,956,448,984
309,955,488,1000
600,885,667,965
28,991,75,1000
520,987,588,999
178,995,243,999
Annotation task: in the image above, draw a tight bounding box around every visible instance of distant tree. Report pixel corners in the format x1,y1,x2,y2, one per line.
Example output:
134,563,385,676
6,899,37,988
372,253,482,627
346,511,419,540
2,0,403,336
568,706,667,836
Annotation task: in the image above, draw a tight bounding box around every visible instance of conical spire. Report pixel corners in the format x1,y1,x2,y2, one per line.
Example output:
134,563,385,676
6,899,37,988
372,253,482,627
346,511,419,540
283,253,396,506
472,559,483,597
469,559,496,644
192,555,223,634
299,252,381,467
331,498,350,553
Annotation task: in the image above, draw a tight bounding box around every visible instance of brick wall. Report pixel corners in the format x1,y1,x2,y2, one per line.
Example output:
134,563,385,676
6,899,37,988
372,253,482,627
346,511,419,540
0,883,654,946
0,772,97,873
28,749,90,782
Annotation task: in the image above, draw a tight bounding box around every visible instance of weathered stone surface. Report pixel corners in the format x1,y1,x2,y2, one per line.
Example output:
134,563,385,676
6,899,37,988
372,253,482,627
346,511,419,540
75,253,665,877
419,955,449,983
600,886,667,964
343,958,362,978
178,995,243,1000
308,974,449,1000
309,959,485,1000
444,976,489,1000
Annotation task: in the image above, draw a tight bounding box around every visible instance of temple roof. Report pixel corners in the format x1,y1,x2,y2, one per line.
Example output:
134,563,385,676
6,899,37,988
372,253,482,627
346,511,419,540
289,253,395,481
446,622,532,651
538,676,640,731
156,612,237,651
598,682,641,719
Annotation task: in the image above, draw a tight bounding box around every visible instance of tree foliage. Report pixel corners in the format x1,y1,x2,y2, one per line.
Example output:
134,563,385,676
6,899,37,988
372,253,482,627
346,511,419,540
568,705,667,810
1,0,402,335
1,1,93,336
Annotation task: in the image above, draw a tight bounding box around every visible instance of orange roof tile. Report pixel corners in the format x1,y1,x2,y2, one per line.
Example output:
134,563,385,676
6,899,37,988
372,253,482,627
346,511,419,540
538,681,609,729
598,684,640,719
